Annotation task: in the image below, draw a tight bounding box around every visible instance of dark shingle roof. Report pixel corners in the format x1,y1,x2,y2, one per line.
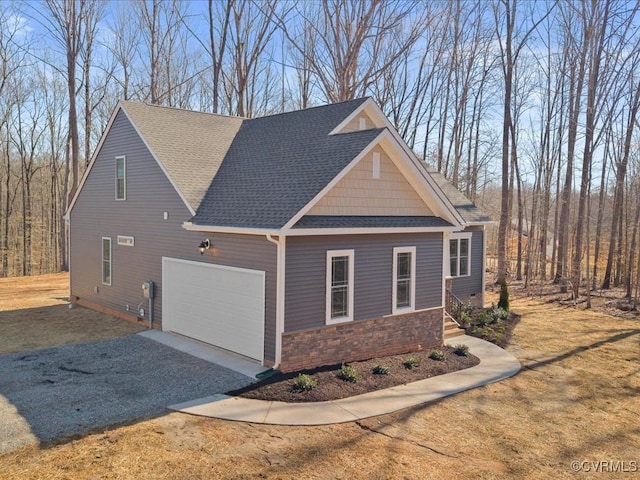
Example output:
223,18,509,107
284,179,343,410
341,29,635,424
425,166,491,224
190,98,384,229
116,97,489,230
292,215,454,229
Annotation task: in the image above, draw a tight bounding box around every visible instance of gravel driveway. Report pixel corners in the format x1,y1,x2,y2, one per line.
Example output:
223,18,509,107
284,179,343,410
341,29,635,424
0,334,254,454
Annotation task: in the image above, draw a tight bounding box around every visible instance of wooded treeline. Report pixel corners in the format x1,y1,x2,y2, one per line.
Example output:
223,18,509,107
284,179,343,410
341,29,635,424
1,0,640,304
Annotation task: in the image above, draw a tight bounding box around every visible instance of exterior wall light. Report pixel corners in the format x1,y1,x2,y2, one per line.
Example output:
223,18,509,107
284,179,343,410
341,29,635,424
199,238,211,255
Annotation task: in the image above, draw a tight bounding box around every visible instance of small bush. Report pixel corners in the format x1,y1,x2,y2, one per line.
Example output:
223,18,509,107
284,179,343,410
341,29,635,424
471,325,505,344
453,344,470,357
372,364,390,375
459,310,472,328
428,349,446,361
337,364,360,382
402,356,420,369
478,310,496,326
498,279,510,311
492,306,509,320
292,374,317,392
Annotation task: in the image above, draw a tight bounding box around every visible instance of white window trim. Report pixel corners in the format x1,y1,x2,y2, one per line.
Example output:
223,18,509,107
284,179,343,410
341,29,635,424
447,232,472,278
117,235,134,246
392,246,416,314
102,237,112,286
115,156,126,200
326,249,355,325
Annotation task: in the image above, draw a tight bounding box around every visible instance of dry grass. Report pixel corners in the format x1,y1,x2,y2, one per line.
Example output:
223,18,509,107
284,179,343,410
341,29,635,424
0,273,144,354
1,275,639,479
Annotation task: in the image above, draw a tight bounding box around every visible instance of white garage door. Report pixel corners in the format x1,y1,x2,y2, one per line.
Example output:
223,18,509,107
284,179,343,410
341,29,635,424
162,257,265,362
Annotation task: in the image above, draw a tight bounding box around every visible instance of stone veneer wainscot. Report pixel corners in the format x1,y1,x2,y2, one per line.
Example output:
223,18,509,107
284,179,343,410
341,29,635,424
279,308,443,372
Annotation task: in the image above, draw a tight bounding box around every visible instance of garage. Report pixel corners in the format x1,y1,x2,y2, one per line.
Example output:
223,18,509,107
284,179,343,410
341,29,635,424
161,257,265,362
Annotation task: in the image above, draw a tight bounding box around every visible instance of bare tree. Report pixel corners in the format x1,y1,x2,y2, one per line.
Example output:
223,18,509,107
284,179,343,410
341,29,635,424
279,0,423,103
0,4,28,276
222,0,279,117
207,0,232,113
80,0,106,165
493,0,554,284
10,83,46,275
105,0,140,101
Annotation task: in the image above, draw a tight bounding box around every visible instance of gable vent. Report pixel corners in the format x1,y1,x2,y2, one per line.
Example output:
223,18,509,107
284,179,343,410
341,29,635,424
372,152,380,179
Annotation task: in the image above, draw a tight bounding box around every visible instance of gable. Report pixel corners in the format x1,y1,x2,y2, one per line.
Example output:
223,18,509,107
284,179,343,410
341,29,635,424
70,110,193,221
308,146,434,217
334,110,377,134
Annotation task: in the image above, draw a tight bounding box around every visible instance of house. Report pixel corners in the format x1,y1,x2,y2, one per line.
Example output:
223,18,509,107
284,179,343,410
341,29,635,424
66,98,491,372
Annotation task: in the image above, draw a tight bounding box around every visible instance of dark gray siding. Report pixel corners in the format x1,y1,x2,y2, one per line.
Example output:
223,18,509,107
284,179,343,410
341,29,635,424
451,226,484,302
69,111,277,363
285,233,443,332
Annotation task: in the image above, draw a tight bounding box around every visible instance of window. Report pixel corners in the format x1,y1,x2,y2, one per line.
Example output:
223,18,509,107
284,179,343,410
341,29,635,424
393,246,416,313
449,233,471,277
102,237,112,285
326,250,354,324
115,156,126,200
117,235,134,246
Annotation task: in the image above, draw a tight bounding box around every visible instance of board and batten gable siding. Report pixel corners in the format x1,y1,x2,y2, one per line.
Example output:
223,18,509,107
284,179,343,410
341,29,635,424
69,110,277,363
308,148,433,217
284,233,443,332
450,226,484,303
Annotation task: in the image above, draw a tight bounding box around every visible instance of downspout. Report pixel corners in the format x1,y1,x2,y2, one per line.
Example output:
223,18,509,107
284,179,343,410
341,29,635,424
149,294,153,329
266,233,284,369
481,224,487,308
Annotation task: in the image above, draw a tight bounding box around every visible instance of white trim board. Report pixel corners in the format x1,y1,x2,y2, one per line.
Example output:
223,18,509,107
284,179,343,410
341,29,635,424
392,246,416,314
325,249,355,325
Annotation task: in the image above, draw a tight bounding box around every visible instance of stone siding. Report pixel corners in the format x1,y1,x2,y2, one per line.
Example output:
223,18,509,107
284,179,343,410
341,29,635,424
280,308,443,372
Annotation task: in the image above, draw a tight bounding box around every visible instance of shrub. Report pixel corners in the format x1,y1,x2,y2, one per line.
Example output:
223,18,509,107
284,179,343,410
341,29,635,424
337,364,360,382
292,374,317,392
492,306,509,320
478,310,496,326
372,364,390,375
402,356,420,369
459,309,472,328
498,279,510,311
428,349,445,361
471,325,505,344
453,344,470,357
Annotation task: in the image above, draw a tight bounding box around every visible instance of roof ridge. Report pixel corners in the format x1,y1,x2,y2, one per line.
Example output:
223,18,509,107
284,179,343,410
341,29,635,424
119,100,247,120
119,97,370,122
248,97,370,121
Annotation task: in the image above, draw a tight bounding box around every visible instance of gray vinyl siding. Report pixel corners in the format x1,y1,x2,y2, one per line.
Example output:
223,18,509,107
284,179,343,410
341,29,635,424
69,110,277,363
450,226,484,302
285,233,443,332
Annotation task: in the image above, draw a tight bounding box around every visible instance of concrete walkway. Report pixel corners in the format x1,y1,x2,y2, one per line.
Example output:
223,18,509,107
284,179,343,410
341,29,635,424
169,335,520,425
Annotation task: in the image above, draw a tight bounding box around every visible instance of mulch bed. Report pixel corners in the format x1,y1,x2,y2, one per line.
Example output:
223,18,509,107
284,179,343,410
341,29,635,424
463,311,521,348
227,345,479,403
